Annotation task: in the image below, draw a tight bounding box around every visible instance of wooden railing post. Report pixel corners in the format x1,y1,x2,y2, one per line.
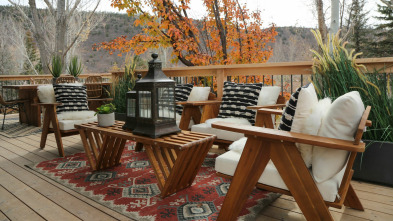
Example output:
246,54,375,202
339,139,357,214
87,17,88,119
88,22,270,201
216,69,225,99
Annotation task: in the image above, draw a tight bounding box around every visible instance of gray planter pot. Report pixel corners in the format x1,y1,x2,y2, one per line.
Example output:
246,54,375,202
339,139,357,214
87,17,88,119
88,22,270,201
352,140,393,187
115,112,127,122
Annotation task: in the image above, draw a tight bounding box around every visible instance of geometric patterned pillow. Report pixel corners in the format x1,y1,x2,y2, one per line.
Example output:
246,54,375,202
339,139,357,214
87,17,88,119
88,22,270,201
175,83,193,115
217,81,263,125
278,83,315,131
53,84,89,113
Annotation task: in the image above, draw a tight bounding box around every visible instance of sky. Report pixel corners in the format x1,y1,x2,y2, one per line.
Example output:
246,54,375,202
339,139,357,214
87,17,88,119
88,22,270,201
0,0,380,28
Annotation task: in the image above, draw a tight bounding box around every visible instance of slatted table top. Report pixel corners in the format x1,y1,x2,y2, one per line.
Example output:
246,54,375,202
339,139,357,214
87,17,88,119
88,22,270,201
75,121,216,150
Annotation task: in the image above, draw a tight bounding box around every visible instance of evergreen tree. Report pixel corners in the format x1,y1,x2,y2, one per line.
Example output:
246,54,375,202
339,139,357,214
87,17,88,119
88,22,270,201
22,31,41,75
370,1,393,57
347,0,370,56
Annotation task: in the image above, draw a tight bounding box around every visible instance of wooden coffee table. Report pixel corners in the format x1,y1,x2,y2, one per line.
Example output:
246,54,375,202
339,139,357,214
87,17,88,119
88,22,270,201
75,121,216,197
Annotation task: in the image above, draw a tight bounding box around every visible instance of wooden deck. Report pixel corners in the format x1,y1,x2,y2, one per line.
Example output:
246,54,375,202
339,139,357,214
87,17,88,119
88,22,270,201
0,117,392,220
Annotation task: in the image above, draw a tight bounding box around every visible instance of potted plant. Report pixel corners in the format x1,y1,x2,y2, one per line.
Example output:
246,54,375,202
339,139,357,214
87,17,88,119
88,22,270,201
67,56,83,80
49,55,63,84
95,103,116,127
111,54,144,121
311,30,393,186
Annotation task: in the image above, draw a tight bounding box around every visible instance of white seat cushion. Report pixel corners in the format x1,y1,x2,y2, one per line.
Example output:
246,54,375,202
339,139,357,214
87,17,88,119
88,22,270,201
215,150,345,202
49,111,97,130
191,118,250,141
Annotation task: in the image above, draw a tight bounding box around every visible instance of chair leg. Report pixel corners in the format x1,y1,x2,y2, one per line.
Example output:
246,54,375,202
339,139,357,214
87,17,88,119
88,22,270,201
344,184,364,211
40,107,51,149
2,106,6,130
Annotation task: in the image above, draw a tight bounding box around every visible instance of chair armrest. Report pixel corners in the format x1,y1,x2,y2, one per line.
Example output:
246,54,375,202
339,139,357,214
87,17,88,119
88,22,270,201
177,100,222,106
211,122,365,152
247,104,287,110
257,108,283,115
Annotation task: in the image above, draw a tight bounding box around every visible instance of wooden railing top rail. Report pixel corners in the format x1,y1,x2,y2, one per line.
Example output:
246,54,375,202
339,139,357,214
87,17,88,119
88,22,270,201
134,57,393,77
0,73,112,81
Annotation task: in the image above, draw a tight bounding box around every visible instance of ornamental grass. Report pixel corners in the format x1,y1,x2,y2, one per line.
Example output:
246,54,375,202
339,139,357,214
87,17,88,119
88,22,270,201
311,30,393,142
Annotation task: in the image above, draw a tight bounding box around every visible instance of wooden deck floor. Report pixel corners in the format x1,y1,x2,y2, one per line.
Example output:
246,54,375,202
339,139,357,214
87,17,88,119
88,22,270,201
0,120,393,220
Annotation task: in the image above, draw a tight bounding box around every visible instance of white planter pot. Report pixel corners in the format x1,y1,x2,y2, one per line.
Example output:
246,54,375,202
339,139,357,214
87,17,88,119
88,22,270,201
97,113,115,127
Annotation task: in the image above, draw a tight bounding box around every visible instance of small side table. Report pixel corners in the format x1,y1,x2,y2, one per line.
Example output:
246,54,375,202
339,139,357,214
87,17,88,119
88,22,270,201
75,121,216,197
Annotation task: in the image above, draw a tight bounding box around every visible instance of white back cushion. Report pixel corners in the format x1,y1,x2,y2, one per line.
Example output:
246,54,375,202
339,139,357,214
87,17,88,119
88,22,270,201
298,98,332,168
188,87,211,102
37,85,56,103
257,86,281,106
291,83,319,133
312,91,365,183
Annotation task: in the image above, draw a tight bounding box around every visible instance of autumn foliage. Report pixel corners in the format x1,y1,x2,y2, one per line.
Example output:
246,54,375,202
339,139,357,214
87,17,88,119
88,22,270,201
96,0,277,66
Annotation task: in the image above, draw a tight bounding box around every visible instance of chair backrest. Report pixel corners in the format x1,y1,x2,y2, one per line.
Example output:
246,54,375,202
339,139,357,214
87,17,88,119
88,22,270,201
56,76,76,84
31,78,51,84
85,76,103,98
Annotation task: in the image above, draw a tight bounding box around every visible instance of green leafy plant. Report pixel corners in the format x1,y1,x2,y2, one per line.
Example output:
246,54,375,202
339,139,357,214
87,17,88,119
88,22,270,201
311,29,393,142
110,54,144,113
48,55,63,77
95,103,116,115
67,56,83,77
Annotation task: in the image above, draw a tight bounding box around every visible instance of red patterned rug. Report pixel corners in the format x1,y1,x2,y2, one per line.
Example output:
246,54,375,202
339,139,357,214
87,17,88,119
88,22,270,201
28,141,279,220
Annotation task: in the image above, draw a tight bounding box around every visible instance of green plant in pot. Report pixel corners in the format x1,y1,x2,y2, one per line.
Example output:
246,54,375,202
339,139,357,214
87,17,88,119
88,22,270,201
49,55,63,84
111,54,145,120
95,103,116,127
67,56,83,80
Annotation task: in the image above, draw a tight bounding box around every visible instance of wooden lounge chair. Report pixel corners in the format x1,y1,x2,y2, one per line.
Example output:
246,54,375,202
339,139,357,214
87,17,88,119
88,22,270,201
176,92,219,129
85,76,113,111
35,85,96,157
211,104,371,220
188,94,286,150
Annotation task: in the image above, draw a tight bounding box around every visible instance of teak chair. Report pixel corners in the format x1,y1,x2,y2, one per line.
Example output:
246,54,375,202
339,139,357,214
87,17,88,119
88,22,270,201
185,95,286,150
56,76,76,84
36,102,80,157
211,106,371,221
85,76,113,111
177,92,219,129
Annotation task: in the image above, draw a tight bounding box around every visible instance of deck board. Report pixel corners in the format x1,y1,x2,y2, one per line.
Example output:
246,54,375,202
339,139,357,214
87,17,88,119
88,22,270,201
0,117,392,220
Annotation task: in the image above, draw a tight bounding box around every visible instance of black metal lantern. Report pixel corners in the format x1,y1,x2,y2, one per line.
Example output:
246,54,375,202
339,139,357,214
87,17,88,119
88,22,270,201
132,53,180,138
123,74,142,131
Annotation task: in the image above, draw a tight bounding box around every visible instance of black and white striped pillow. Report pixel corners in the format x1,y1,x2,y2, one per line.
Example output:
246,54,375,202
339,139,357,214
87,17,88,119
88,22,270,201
217,81,263,125
175,84,193,115
53,84,89,113
278,84,309,131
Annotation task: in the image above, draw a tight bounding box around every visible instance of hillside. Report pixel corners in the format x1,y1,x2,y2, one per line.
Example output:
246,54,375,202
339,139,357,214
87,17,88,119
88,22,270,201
0,6,319,74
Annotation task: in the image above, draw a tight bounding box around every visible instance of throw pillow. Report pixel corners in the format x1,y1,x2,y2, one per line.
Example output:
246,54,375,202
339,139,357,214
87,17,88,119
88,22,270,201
175,84,193,115
257,86,281,106
217,81,263,125
188,87,211,102
312,91,365,183
278,83,318,132
53,84,89,113
37,85,55,103
298,98,332,168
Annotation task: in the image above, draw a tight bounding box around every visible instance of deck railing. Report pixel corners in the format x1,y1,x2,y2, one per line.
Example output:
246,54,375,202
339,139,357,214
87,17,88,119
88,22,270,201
1,57,393,102
135,57,393,99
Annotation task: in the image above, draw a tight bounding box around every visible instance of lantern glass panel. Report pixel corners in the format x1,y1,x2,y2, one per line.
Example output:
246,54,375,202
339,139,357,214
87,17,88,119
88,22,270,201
157,87,174,119
126,97,136,117
139,91,151,118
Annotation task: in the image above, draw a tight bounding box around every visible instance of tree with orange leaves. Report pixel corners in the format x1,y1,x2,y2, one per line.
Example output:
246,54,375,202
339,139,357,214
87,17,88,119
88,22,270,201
96,0,277,66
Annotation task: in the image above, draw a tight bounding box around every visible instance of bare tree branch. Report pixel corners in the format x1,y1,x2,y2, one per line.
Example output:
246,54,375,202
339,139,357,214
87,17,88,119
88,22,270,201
63,0,101,56
68,0,82,17
43,0,55,16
